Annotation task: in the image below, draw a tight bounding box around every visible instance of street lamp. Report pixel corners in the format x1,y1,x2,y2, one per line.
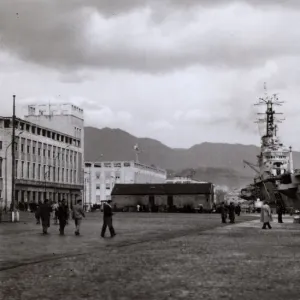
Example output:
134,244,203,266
4,131,23,211
83,170,90,211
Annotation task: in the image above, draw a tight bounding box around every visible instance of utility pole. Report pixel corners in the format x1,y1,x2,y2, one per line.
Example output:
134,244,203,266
11,95,16,211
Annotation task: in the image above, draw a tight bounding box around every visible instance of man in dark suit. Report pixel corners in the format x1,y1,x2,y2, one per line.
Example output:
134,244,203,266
40,199,52,234
228,202,235,224
101,200,116,238
220,202,227,223
277,203,284,223
57,199,69,235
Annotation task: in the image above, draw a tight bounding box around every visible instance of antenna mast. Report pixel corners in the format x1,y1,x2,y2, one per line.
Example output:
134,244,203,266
254,82,285,138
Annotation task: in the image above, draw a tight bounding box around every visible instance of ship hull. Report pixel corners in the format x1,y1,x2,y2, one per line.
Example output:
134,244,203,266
256,181,295,210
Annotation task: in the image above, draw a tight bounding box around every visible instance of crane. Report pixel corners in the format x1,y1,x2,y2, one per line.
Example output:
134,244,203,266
243,160,260,174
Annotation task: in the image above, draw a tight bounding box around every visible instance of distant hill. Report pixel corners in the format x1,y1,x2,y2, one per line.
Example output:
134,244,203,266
84,126,300,188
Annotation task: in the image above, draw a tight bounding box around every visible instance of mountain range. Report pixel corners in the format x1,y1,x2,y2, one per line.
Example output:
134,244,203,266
84,127,300,189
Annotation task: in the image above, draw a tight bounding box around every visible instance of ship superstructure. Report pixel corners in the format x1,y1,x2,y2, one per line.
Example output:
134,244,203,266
241,85,295,209
254,89,291,181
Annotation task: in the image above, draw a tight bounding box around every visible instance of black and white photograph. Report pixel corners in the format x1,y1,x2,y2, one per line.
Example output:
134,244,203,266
1,1,300,299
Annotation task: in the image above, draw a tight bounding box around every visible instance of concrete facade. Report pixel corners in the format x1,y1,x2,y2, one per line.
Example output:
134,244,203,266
0,104,84,209
84,161,167,208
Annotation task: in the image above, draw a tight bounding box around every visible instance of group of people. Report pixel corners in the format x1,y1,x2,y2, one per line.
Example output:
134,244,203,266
34,198,116,237
220,202,241,224
220,200,285,229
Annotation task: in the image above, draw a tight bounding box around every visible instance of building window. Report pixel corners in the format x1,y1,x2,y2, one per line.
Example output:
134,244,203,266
106,183,110,189
32,146,35,154
27,162,30,178
74,170,76,183
104,163,111,168
48,149,51,158
124,162,131,167
96,171,100,179
32,163,35,179
15,160,18,178
114,163,121,168
43,165,46,179
96,195,101,203
53,167,56,182
58,167,60,182
21,144,24,153
62,168,64,182
96,184,100,189
70,169,72,183
43,149,46,156
66,169,68,182
53,146,56,158
27,144,30,154
0,158,2,177
0,141,2,150
38,164,41,180
21,161,24,178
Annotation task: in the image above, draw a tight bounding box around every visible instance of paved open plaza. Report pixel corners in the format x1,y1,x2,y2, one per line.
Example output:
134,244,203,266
1,212,300,300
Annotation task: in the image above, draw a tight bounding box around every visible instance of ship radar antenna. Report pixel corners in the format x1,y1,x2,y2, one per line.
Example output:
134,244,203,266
254,83,286,138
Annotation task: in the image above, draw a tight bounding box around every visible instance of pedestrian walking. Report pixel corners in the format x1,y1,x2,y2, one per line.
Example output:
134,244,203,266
220,202,227,223
35,200,42,224
101,200,116,238
52,201,59,225
261,201,273,229
40,199,52,234
235,203,241,216
57,199,69,235
72,199,85,236
277,203,284,223
228,202,235,223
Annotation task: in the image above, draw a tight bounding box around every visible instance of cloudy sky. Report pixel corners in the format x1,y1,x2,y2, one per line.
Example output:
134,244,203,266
1,0,300,149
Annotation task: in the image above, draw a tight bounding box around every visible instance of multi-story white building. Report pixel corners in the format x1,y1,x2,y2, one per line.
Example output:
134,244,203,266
84,161,167,208
166,177,207,184
0,103,84,209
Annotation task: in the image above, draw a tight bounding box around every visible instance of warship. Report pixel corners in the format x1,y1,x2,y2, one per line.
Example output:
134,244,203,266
241,85,296,210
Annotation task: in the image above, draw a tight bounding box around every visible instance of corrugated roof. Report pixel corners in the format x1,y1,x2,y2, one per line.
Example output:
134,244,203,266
111,183,213,196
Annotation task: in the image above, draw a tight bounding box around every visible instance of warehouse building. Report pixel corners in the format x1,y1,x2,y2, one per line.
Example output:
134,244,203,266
111,183,215,212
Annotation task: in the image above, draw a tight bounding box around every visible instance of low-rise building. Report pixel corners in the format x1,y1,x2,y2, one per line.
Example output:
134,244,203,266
0,103,84,209
166,177,207,184
111,183,215,212
84,161,167,208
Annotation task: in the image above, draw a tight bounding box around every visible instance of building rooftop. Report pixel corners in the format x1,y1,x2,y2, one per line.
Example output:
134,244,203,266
0,116,81,147
111,183,213,196
85,160,166,174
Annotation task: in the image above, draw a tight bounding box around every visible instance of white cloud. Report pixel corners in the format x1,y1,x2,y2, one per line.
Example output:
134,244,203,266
149,120,174,131
88,106,132,127
1,1,300,151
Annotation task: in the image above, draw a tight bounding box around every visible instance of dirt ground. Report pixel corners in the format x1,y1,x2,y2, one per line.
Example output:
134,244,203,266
1,212,300,300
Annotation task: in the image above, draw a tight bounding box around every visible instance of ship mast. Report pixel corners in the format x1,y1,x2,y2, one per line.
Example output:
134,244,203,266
254,83,285,138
